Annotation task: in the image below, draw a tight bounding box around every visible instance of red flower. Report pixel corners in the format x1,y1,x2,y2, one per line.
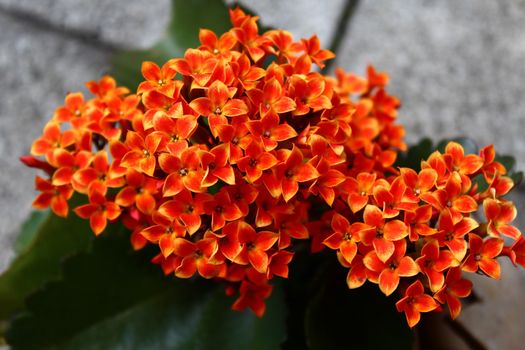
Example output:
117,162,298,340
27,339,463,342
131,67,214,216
53,92,86,122
301,35,335,69
444,141,483,175
168,48,215,86
463,234,504,279
268,250,294,278
323,213,362,264
484,198,521,240
247,78,296,118
140,213,186,257
308,158,346,206
274,146,319,202
203,189,244,231
121,131,166,177
190,80,248,118
201,144,236,187
30,122,75,162
226,183,259,218
363,240,419,296
435,268,473,320
372,177,418,218
158,147,205,196
33,176,73,217
151,111,197,153
137,61,177,96
421,171,478,221
199,28,237,55
342,173,377,213
289,75,332,115
404,204,436,241
237,140,278,183
172,236,221,279
360,204,408,262
400,167,437,199
416,240,456,292
511,237,525,268
158,190,205,235
246,109,297,151
396,280,439,328
434,209,478,261
73,150,124,194
74,190,121,235
254,189,293,228
232,279,273,317
115,169,160,214
230,221,279,274
50,149,92,186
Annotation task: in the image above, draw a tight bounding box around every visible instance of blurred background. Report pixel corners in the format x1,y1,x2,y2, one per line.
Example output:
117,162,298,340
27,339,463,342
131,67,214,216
0,1,524,348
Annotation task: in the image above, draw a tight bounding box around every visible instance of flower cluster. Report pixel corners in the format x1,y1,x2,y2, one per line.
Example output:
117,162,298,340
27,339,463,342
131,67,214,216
23,8,523,326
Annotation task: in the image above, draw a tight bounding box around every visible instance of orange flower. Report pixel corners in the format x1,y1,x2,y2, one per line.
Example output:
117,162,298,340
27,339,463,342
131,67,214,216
32,176,73,217
230,221,278,274
246,112,297,151
434,268,472,320
203,189,243,231
274,146,319,202
416,240,455,292
237,140,278,183
137,61,177,96
323,213,362,264
396,280,439,328
341,173,376,213
74,189,121,235
30,122,76,162
121,131,166,177
443,141,484,175
463,234,504,279
172,236,221,279
360,204,408,262
484,198,521,240
190,80,248,118
247,78,296,118
364,239,419,296
158,190,206,235
158,147,205,196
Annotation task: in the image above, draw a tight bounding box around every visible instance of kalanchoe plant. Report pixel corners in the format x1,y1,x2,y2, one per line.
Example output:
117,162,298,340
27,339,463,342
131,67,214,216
20,7,524,332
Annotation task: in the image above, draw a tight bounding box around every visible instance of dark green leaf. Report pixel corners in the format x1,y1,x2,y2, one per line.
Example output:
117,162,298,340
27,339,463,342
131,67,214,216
0,197,95,321
111,0,232,89
6,232,287,350
304,264,414,350
511,171,523,187
14,210,49,255
496,155,516,173
395,138,433,171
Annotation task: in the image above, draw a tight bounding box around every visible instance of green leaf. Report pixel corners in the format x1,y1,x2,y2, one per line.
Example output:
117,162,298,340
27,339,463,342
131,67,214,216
395,138,434,171
304,263,414,350
496,155,516,172
0,197,95,321
6,232,287,350
111,0,232,89
14,210,49,255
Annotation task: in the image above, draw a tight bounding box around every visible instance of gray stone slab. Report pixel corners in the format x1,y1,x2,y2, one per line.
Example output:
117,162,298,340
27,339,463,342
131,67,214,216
0,12,111,271
337,0,525,170
459,258,525,350
229,0,345,47
0,0,170,49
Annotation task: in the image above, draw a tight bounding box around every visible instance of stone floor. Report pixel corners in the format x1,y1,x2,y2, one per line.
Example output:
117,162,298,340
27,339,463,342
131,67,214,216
0,1,524,348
